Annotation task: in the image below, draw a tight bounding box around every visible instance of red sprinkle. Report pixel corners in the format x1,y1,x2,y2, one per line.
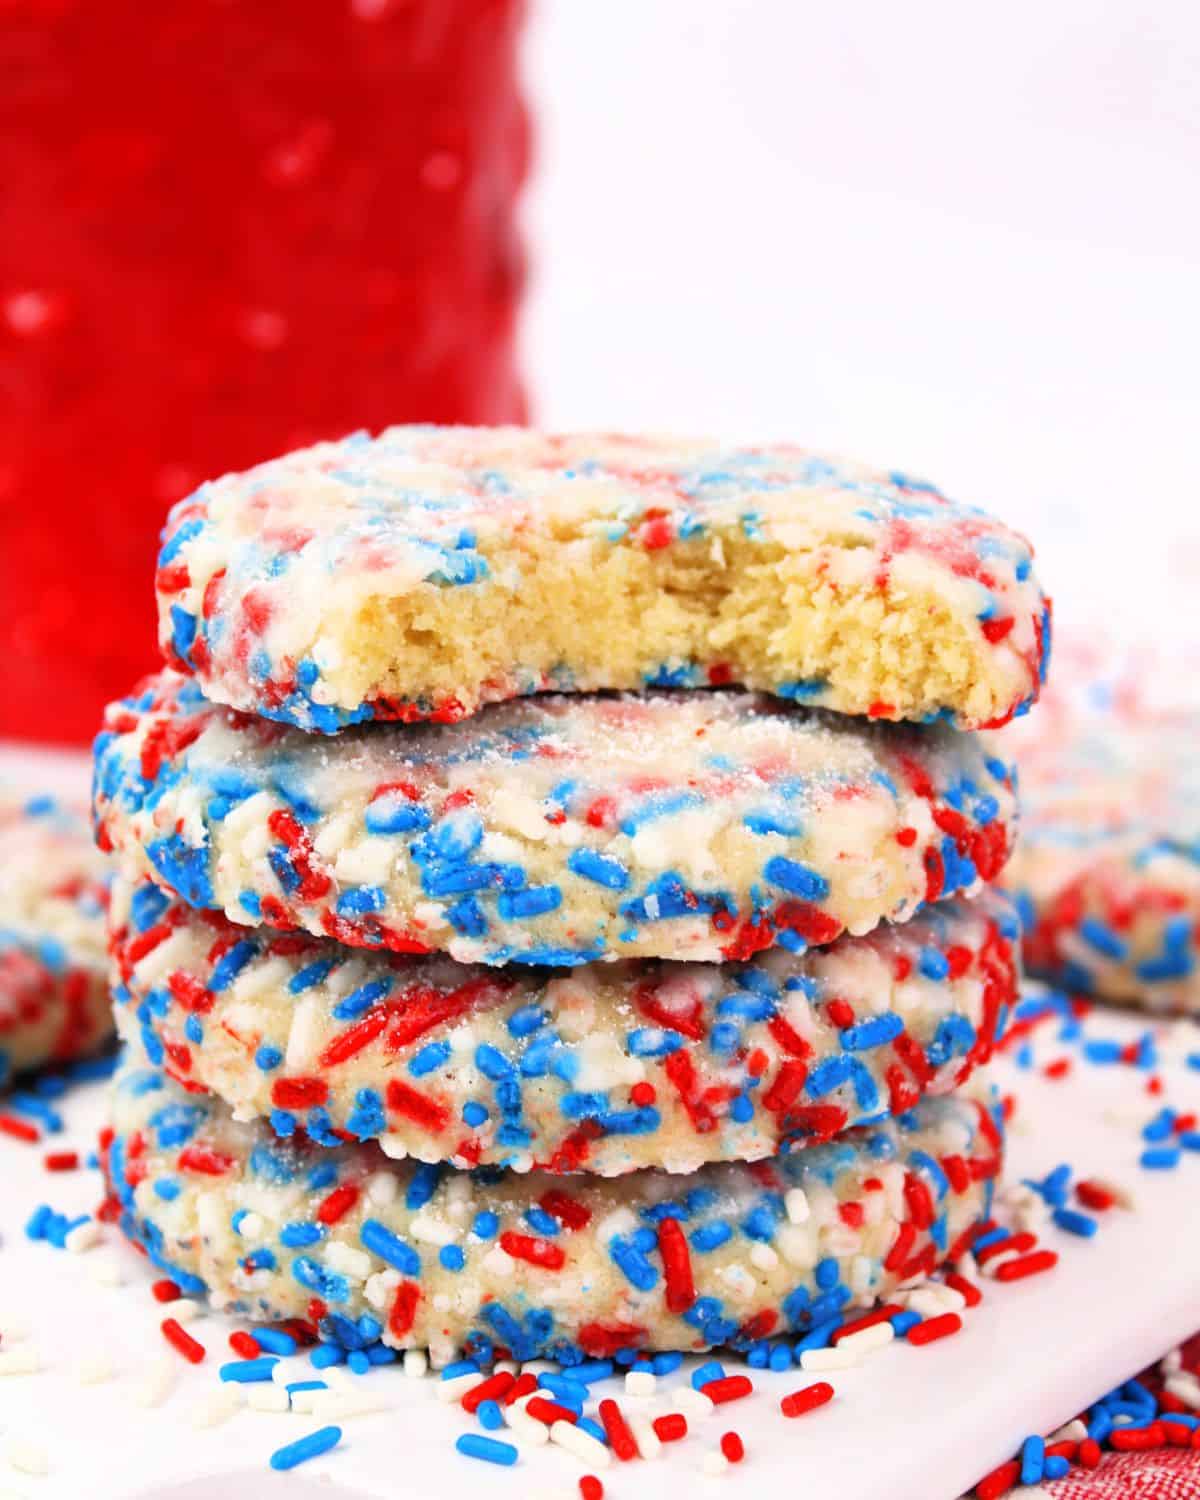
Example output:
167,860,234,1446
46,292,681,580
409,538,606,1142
1111,1423,1165,1451
1076,1180,1116,1212
720,1432,745,1463
161,1317,205,1363
43,1150,79,1171
316,1183,359,1226
1078,1438,1102,1468
598,1398,638,1461
702,1375,753,1405
780,1381,834,1419
906,1312,962,1346
151,1278,183,1303
993,1249,1059,1283
652,1413,687,1443
526,1396,578,1427
944,1272,983,1307
579,1479,604,1500
503,1372,539,1407
832,1304,902,1343
658,1217,696,1315
0,1114,39,1143
975,1459,1021,1498
462,1371,516,1413
498,1231,566,1271
976,1231,1037,1267
229,1331,261,1358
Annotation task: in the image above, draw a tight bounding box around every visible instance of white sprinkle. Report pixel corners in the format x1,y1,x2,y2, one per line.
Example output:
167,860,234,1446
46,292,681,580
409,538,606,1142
190,1387,242,1429
702,1449,730,1476
410,1212,460,1248
88,1254,125,1286
494,1359,519,1376
748,1243,779,1272
630,1414,662,1459
365,1170,399,1207
247,1384,290,1413
403,1349,428,1380
0,1348,41,1378
837,1322,894,1357
437,1371,485,1403
673,1386,715,1421
625,1370,657,1398
378,1133,409,1161
800,1344,862,1372
482,1246,515,1277
64,1219,102,1254
551,1420,612,1469
785,1188,811,1224
521,1360,559,1376
313,1392,395,1421
506,1404,550,1447
5,1440,49,1477
235,1211,265,1239
74,1351,115,1385
134,1358,176,1409
905,1285,964,1318
1165,1373,1200,1410
289,1388,324,1414
159,1297,204,1324
1049,1418,1088,1445
323,1241,372,1279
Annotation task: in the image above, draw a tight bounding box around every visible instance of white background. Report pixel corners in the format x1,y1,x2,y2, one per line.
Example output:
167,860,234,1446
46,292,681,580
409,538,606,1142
523,0,1200,637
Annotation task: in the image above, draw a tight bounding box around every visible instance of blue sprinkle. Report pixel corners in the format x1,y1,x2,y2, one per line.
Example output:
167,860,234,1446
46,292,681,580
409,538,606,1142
763,857,830,900
567,847,631,890
360,1220,421,1275
254,1328,298,1357
477,1399,504,1430
1141,1146,1181,1170
455,1434,518,1467
1020,1434,1045,1486
692,1360,725,1390
220,1357,279,1383
269,1426,343,1471
1052,1208,1097,1238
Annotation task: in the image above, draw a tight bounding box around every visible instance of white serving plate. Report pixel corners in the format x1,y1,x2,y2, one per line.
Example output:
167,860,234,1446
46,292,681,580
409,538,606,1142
1,996,1198,1500
3,744,1199,1500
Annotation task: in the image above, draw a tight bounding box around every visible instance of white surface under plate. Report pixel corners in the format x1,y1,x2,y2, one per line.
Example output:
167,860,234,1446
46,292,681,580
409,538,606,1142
1,998,1199,1500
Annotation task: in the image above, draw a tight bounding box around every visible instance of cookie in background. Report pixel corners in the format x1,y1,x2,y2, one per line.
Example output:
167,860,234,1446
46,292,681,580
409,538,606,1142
1000,635,1200,1012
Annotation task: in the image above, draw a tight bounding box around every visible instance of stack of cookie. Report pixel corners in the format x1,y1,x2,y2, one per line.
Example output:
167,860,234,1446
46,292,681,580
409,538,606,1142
93,429,1048,1368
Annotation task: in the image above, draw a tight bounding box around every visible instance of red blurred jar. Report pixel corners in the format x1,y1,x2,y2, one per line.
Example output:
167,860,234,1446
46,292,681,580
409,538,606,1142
0,0,529,743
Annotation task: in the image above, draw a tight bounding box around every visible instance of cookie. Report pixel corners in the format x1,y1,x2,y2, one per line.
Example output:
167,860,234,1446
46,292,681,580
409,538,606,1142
103,1044,1001,1366
154,427,1050,733
0,793,112,1085
94,672,1017,965
1003,648,1199,1012
109,868,1017,1175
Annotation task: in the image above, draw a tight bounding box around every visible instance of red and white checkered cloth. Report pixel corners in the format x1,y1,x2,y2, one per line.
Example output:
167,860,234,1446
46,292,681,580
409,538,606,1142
1051,1450,1200,1498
